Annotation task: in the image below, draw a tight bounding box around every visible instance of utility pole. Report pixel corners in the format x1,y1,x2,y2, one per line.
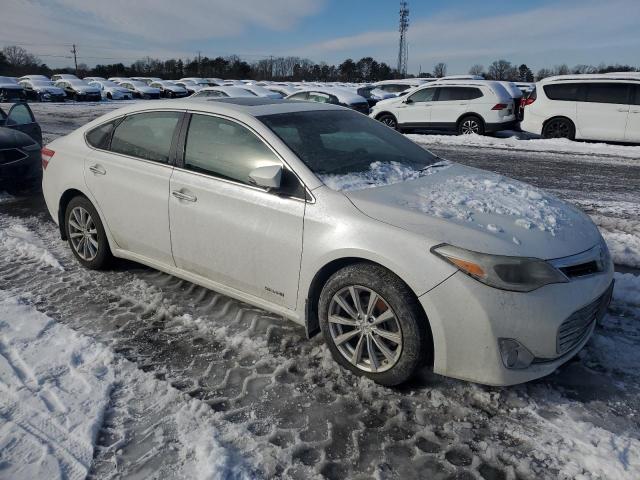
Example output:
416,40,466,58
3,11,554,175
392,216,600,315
397,1,409,77
197,51,202,76
70,44,78,75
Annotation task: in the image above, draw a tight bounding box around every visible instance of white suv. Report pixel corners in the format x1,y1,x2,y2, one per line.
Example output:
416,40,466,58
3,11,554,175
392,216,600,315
370,80,517,135
41,98,613,387
521,74,640,143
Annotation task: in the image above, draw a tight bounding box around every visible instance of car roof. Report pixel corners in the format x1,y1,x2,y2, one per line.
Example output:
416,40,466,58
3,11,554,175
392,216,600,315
540,74,640,84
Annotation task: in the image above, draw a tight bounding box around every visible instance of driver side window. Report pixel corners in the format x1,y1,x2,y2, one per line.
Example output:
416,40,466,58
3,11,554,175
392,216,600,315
408,88,436,103
183,114,281,186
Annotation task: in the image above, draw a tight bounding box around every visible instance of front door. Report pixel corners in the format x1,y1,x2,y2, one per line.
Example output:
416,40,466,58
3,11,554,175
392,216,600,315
396,87,435,126
169,113,305,309
84,111,183,265
429,87,471,127
4,103,42,145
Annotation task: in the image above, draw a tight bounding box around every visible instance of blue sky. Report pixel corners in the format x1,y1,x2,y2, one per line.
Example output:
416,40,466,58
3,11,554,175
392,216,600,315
3,0,639,74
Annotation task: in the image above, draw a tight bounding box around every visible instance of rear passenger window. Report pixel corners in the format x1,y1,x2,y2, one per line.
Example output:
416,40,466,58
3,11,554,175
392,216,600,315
110,112,181,163
184,114,281,185
585,83,630,104
435,87,481,101
543,84,582,101
86,120,117,150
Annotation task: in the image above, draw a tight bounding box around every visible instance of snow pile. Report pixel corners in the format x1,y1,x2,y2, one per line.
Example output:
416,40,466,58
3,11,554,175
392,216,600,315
0,291,115,480
319,161,423,191
0,222,64,270
0,292,256,480
407,174,567,236
591,216,640,269
407,132,640,160
611,272,640,309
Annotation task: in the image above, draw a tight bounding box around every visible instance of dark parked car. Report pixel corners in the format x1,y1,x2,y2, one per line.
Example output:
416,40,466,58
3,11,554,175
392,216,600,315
0,103,43,188
0,76,26,102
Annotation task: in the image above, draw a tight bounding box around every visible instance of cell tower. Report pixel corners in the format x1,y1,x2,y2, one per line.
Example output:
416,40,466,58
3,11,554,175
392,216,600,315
397,1,409,76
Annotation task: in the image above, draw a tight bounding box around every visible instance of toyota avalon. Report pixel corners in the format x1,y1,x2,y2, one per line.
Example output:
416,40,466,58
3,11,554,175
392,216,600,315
41,98,613,386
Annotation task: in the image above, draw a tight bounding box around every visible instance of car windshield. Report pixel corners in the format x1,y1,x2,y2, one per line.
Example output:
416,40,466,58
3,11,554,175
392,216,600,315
130,81,146,86
259,110,439,177
32,80,54,86
68,80,89,86
101,81,119,87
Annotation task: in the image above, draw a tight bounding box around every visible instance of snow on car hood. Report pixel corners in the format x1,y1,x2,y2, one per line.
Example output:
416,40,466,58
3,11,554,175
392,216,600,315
336,162,600,259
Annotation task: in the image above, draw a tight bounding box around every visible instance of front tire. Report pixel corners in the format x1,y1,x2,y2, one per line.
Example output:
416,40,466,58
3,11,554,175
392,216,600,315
319,263,429,386
542,117,575,140
65,196,112,270
377,113,399,130
458,115,485,135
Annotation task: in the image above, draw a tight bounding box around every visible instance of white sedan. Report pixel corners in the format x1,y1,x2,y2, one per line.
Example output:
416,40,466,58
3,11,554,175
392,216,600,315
116,80,161,100
41,98,613,386
189,86,256,98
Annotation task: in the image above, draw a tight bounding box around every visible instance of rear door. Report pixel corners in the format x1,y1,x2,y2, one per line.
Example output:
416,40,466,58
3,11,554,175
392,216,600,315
625,85,640,143
395,87,435,126
5,103,42,145
576,82,630,141
84,110,183,265
429,87,475,127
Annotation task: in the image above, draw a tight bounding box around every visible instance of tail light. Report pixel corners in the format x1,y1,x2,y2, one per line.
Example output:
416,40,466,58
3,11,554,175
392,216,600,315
521,97,536,107
491,103,508,110
41,147,55,169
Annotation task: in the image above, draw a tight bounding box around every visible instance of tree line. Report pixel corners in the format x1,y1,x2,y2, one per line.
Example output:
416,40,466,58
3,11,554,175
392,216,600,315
1,45,637,83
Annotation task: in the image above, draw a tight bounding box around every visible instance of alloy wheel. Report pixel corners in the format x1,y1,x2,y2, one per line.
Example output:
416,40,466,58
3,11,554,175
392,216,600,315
328,285,403,373
380,116,397,129
461,119,480,134
68,206,99,261
545,119,571,138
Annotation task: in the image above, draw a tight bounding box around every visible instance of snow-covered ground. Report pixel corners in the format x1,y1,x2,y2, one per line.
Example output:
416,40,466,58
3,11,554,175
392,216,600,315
408,131,640,163
1,103,639,479
0,290,257,480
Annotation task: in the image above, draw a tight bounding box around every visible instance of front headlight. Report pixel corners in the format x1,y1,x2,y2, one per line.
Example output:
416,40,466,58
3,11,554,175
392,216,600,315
431,244,569,292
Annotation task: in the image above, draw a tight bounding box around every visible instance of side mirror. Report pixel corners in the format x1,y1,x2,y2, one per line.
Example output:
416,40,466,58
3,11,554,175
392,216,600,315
249,164,282,189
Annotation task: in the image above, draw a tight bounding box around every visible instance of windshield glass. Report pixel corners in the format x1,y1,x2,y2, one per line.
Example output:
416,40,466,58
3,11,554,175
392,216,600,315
259,110,439,185
32,80,54,86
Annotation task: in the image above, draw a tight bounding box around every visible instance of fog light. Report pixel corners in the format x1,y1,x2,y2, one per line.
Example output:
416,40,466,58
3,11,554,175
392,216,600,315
498,338,534,370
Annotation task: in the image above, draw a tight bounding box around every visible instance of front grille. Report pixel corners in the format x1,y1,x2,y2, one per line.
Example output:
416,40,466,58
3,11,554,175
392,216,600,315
556,282,613,354
0,148,27,165
560,261,600,278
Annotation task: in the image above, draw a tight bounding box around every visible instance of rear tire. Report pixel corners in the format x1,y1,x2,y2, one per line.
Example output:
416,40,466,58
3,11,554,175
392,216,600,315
319,263,429,386
377,113,399,130
542,117,575,140
458,115,485,135
65,196,112,270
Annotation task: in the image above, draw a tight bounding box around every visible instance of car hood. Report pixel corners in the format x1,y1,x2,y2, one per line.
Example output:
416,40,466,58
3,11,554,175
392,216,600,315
166,85,186,92
0,83,22,89
137,86,160,93
35,86,65,94
343,162,600,260
74,86,100,93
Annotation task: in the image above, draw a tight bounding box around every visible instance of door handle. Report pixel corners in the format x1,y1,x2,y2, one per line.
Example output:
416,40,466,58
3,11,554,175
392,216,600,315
631,110,640,114
89,164,106,175
172,190,197,202
617,108,630,112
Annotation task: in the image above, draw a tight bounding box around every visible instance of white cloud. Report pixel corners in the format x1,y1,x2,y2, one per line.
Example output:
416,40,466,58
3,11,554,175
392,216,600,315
297,0,640,71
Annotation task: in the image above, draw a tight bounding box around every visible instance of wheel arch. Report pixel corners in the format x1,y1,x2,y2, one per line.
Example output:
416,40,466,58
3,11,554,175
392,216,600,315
58,188,87,240
374,111,397,121
304,256,434,367
456,112,485,128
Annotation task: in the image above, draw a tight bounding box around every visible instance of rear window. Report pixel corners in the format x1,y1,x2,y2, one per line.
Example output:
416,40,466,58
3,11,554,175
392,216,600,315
543,83,582,101
584,83,630,104
110,112,181,163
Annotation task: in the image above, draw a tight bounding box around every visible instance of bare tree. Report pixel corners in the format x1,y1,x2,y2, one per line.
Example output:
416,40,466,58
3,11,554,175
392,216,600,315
572,64,597,74
487,60,517,81
536,68,554,81
433,62,447,78
468,64,485,77
553,64,570,76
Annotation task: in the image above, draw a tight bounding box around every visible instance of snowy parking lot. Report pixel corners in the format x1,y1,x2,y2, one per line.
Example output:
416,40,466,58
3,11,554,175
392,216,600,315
1,101,639,479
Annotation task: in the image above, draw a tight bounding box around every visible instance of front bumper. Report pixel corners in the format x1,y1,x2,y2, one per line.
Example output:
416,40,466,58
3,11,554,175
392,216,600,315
419,268,614,386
